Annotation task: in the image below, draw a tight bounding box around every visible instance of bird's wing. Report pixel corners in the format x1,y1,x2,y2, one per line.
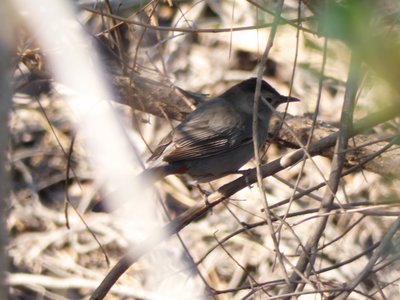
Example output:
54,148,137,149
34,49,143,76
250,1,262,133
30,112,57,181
147,131,173,162
160,99,253,163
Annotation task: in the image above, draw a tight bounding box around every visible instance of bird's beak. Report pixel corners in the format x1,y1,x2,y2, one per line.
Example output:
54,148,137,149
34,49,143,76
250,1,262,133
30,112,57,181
261,94,301,108
282,95,301,103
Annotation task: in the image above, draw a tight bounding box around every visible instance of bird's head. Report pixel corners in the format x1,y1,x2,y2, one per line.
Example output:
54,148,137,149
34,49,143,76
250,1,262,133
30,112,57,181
237,77,300,108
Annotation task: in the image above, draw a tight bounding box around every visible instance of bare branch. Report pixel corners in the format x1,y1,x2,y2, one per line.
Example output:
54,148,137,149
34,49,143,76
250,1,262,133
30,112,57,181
281,54,361,296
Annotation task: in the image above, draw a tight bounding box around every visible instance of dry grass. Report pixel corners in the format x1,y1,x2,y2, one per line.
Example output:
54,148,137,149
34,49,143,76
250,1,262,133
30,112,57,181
6,1,400,299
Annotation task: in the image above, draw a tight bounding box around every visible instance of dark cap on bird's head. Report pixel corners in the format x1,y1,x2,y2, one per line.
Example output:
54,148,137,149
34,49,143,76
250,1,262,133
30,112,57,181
237,77,280,95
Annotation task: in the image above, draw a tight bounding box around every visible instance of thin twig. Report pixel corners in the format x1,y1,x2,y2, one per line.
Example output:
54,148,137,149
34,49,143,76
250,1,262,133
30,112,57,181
84,7,315,34
252,0,290,286
281,54,361,296
337,216,400,299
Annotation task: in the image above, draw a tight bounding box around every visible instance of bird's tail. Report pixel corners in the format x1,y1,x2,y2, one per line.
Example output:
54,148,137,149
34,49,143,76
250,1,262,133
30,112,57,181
93,165,175,212
137,164,182,185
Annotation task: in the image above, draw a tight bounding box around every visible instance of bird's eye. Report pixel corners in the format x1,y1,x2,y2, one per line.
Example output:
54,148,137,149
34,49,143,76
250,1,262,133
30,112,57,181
260,96,273,108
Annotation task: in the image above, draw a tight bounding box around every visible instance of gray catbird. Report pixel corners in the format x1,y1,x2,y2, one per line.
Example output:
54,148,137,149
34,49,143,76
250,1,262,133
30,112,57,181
140,77,300,183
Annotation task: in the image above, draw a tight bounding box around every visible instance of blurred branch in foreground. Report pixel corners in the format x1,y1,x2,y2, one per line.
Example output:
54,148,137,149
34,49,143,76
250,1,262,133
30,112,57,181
0,1,15,299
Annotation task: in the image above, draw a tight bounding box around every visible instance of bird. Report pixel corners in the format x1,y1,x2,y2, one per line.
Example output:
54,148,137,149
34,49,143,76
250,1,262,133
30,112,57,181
140,77,300,183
